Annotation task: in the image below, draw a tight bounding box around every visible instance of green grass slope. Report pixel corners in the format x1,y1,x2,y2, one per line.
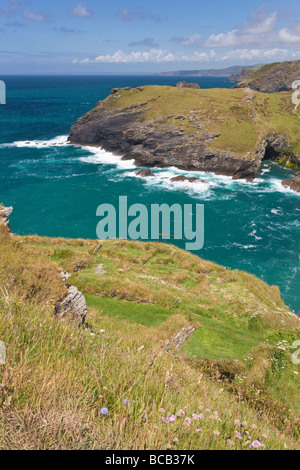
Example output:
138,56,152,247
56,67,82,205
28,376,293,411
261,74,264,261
0,225,299,449
103,85,300,158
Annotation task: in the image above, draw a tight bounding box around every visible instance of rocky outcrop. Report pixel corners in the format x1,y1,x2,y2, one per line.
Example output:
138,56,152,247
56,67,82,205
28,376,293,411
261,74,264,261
171,175,200,183
55,284,87,326
0,205,13,232
68,86,298,181
234,60,300,93
175,82,200,89
282,175,300,193
164,326,195,351
135,169,154,177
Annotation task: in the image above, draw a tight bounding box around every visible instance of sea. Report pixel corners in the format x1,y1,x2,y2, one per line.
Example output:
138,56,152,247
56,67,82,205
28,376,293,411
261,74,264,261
0,75,299,313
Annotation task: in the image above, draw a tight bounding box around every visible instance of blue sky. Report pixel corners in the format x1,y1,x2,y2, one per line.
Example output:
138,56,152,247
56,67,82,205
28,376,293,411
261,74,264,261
0,0,300,74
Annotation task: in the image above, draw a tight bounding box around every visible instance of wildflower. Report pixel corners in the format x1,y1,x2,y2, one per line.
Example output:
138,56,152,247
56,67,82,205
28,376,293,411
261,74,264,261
192,414,198,420
142,414,147,420
234,419,240,427
227,439,235,447
241,421,247,427
196,429,203,434
213,430,220,436
250,440,262,449
100,407,109,415
262,434,268,440
166,444,172,450
184,417,192,426
123,399,130,406
169,415,176,423
251,424,257,430
173,438,179,444
177,410,185,416
163,417,170,423
236,433,243,440
205,408,211,413
198,413,204,420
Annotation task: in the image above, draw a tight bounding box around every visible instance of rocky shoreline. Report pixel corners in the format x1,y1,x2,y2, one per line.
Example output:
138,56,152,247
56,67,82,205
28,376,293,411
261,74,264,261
68,86,299,182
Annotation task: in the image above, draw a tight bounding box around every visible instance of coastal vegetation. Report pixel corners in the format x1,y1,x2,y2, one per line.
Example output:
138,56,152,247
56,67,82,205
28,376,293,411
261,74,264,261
1,220,299,450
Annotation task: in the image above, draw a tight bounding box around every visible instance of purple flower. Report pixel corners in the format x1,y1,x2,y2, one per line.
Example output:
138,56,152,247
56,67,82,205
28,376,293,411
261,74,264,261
236,433,243,440
123,399,130,406
142,414,146,420
178,410,185,416
169,415,176,423
192,414,198,420
198,413,204,420
196,429,203,434
100,407,109,415
184,417,192,425
250,440,262,449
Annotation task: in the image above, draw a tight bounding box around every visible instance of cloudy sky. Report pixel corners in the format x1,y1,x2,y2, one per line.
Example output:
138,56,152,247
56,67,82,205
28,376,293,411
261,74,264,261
0,0,300,74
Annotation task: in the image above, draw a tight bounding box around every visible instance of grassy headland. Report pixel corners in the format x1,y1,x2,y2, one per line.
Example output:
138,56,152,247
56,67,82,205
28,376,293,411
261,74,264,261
0,223,299,450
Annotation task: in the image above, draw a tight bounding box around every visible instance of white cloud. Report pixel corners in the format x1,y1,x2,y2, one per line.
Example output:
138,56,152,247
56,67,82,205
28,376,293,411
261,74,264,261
205,7,278,47
279,23,300,44
74,49,216,64
22,10,47,22
171,34,202,48
220,48,289,62
72,2,92,18
115,8,164,23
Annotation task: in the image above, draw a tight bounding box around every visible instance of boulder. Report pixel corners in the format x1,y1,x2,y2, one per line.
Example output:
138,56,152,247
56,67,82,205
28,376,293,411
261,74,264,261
0,205,13,232
135,169,155,177
171,175,205,183
55,284,87,326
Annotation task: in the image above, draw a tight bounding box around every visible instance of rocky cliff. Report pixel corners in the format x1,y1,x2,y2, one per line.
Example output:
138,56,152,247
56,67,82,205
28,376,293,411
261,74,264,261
234,60,300,93
69,85,300,180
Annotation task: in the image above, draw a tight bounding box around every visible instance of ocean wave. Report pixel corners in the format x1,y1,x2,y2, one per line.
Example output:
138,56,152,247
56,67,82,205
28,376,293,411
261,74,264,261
79,146,135,169
0,135,69,149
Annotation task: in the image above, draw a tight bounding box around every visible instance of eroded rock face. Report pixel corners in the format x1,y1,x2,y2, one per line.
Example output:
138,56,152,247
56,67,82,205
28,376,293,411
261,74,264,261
55,284,87,326
68,87,293,181
282,175,300,193
0,205,13,232
234,60,300,93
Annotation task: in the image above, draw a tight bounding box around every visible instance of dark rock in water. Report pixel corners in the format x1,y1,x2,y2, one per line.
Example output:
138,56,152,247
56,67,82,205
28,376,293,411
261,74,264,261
282,176,300,193
135,169,155,177
55,285,87,326
171,175,199,183
175,81,200,89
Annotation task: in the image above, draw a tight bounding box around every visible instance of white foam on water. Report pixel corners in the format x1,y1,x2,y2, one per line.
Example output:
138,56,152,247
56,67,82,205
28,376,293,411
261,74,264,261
0,135,69,149
79,146,135,169
125,167,214,198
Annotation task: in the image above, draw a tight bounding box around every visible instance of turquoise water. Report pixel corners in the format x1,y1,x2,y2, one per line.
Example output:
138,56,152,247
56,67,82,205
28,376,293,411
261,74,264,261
0,76,299,313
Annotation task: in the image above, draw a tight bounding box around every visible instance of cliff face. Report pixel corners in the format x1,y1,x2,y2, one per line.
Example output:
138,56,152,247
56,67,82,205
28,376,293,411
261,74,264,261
234,60,300,93
69,85,300,180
